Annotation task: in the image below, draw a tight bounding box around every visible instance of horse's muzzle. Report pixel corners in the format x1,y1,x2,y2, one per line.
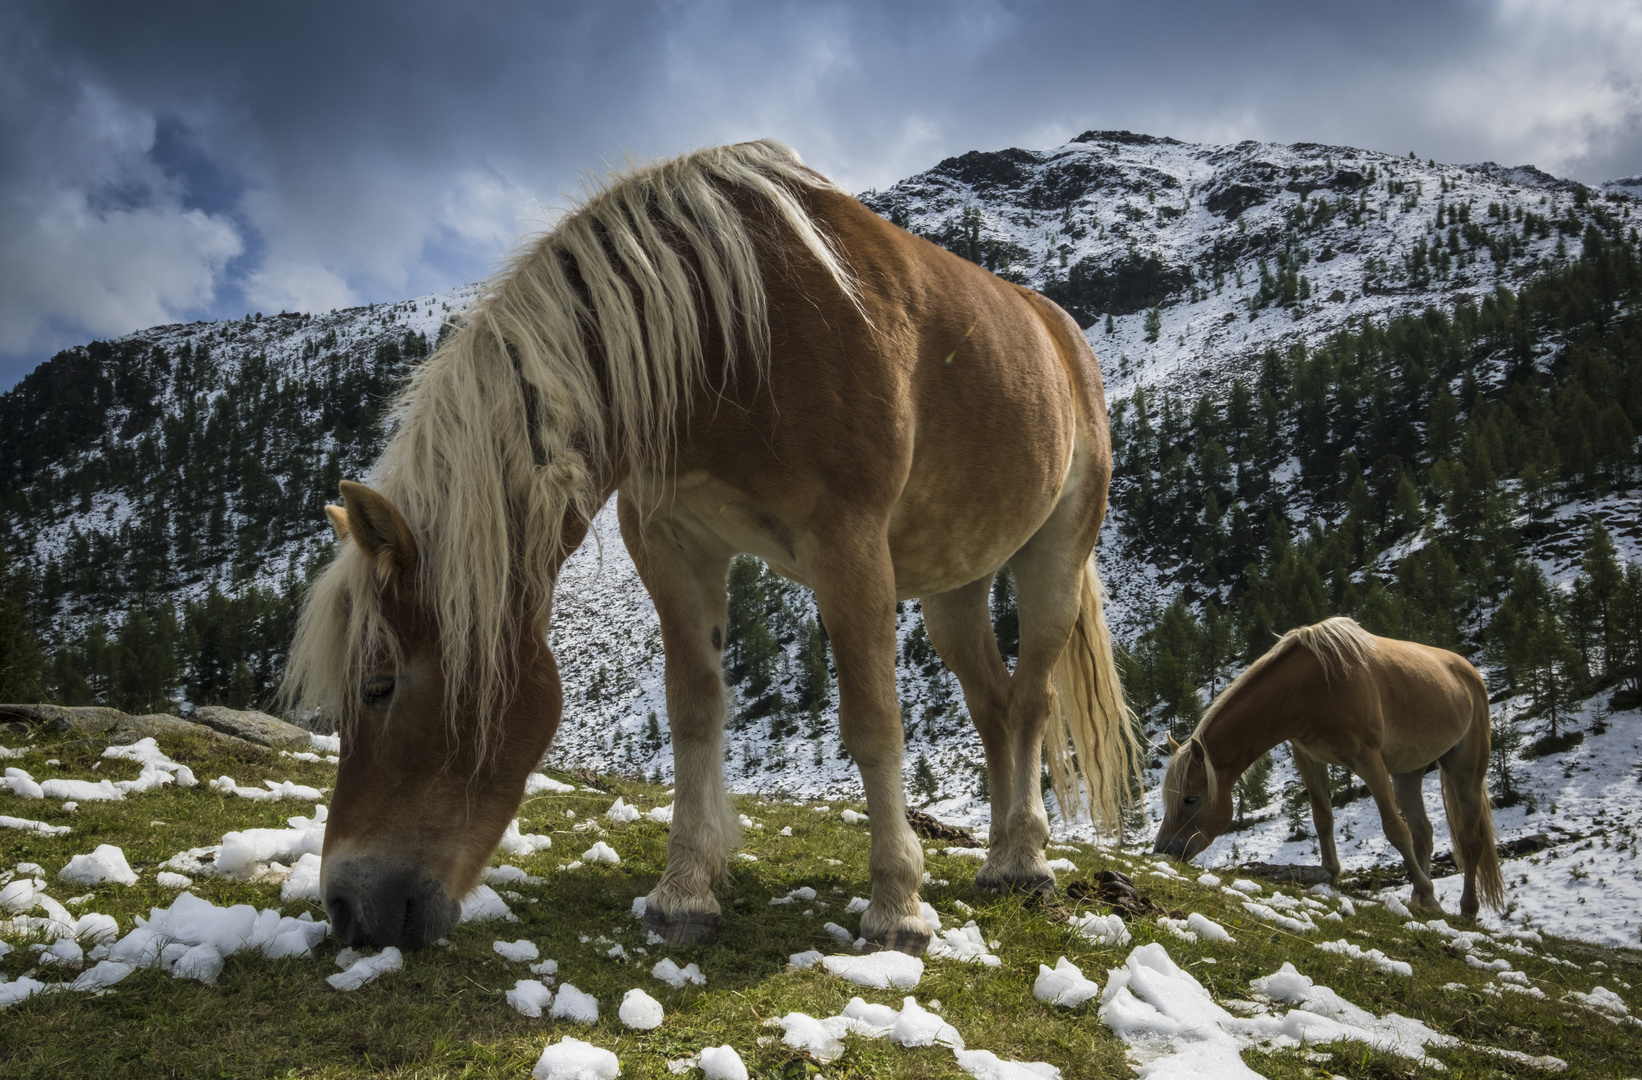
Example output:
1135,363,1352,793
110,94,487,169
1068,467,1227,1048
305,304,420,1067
1153,835,1190,860
322,856,460,948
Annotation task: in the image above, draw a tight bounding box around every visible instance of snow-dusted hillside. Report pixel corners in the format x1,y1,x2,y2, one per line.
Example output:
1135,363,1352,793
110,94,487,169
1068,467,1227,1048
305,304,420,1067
5,130,1642,948
860,130,1623,402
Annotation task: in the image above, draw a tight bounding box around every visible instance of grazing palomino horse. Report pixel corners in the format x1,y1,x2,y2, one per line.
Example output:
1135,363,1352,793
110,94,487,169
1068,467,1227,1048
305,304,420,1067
1153,617,1504,917
285,141,1137,954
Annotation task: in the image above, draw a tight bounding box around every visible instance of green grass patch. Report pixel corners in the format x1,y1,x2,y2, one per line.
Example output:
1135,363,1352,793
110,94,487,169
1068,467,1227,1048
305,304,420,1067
2,728,1639,1079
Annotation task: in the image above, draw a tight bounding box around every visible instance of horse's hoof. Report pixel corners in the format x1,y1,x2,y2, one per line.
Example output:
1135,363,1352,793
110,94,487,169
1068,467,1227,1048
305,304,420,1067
861,928,931,956
642,908,719,944
976,871,1056,897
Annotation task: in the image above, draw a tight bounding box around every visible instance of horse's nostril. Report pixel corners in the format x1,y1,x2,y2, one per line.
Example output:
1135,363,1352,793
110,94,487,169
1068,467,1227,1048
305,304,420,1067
326,892,358,944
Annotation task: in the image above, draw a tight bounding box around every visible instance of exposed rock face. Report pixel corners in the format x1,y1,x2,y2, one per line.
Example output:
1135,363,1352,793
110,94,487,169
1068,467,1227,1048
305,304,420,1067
189,706,314,750
0,704,127,735
0,703,310,750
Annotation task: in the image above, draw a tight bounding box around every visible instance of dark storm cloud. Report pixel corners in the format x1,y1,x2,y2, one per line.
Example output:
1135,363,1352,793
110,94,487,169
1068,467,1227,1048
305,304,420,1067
4,0,1640,388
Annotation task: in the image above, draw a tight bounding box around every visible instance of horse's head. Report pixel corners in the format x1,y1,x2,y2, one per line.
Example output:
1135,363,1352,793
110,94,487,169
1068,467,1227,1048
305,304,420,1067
300,481,563,949
1153,733,1232,861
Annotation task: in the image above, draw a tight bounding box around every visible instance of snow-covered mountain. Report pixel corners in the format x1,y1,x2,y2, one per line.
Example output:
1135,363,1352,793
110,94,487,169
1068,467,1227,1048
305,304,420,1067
4,131,1641,946
861,129,1619,401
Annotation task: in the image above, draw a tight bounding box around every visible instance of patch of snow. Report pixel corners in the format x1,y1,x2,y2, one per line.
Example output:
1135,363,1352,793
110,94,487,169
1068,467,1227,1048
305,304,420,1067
494,939,540,963
497,819,553,855
59,844,138,886
532,1036,619,1080
1317,939,1412,976
820,951,923,989
1069,911,1131,947
619,987,664,1029
699,1045,748,1080
327,947,403,991
652,957,705,988
459,885,516,923
1034,956,1101,1007
0,815,70,837
524,772,574,794
550,982,600,1024
507,978,554,1017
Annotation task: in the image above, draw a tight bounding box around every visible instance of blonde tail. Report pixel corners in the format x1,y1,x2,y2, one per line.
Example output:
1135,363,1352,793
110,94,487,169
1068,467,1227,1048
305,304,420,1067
1046,560,1141,834
1442,758,1506,915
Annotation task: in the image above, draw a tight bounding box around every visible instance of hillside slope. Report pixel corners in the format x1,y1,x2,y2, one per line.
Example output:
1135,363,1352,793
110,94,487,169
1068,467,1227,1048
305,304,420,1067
3,131,1641,947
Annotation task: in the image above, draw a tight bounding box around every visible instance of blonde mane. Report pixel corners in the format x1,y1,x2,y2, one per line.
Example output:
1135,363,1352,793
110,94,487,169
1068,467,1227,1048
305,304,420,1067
1169,616,1377,805
283,140,859,751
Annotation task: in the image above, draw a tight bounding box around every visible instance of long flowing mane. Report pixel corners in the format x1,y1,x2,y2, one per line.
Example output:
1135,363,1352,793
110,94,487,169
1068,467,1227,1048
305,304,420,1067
1167,616,1377,804
283,141,859,751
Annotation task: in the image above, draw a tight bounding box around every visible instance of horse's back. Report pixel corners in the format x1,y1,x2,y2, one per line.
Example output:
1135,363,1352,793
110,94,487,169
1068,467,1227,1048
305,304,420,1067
667,186,1106,596
1367,637,1487,770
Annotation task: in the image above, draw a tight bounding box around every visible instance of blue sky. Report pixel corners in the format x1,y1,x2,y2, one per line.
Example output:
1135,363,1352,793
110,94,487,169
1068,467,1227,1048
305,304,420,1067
3,0,1640,391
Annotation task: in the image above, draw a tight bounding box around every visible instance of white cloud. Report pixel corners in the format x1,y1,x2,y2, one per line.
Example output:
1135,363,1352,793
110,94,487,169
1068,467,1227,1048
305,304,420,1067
1427,0,1642,175
0,76,242,353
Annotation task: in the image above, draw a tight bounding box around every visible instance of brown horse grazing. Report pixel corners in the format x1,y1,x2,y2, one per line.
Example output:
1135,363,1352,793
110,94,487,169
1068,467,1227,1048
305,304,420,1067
1153,617,1505,918
284,140,1138,954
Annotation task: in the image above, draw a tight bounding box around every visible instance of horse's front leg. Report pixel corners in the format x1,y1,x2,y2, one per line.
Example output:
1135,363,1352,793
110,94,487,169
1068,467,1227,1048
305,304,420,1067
812,526,929,955
620,494,739,944
1291,744,1341,881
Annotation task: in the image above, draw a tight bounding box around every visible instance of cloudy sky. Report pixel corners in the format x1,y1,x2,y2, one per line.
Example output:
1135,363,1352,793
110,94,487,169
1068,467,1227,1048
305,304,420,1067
3,0,1640,390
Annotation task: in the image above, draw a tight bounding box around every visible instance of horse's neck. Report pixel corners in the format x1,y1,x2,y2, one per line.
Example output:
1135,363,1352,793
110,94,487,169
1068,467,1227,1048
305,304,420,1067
1199,666,1307,776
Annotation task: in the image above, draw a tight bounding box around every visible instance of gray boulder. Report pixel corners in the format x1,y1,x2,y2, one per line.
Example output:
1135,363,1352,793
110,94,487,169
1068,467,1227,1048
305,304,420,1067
189,706,315,750
0,704,126,736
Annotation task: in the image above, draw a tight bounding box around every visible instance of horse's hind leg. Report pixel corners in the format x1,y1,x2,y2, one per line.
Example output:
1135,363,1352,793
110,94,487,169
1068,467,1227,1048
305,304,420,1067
920,577,1014,873
978,516,1097,894
619,494,739,945
809,524,930,954
1393,770,1434,876
1292,745,1341,881
1358,755,1441,912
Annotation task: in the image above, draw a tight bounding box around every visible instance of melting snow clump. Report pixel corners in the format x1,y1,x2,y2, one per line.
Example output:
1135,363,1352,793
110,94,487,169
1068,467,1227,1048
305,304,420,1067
821,951,924,989
699,1044,748,1080
498,819,554,855
460,885,516,923
495,939,540,962
524,772,575,795
581,841,620,864
0,815,71,836
1034,957,1100,1007
952,1048,1063,1080
507,979,554,1017
280,852,322,902
1069,911,1130,947
532,1036,619,1080
618,987,664,1029
652,957,706,987
1317,939,1412,976
551,982,600,1024
327,947,403,991
59,844,139,886
606,798,641,824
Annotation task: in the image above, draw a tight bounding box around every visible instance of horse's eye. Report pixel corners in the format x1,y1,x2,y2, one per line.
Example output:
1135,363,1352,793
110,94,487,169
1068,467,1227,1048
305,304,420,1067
360,675,397,706
1183,795,1200,806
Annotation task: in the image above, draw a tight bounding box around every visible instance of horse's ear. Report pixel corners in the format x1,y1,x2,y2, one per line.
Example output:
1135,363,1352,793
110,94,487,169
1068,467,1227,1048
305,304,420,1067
1166,734,1182,754
1187,737,1206,764
338,480,415,577
323,504,351,542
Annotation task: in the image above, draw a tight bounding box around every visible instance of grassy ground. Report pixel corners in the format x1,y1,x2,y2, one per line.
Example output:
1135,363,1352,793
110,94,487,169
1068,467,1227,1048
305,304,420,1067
2,727,1639,1080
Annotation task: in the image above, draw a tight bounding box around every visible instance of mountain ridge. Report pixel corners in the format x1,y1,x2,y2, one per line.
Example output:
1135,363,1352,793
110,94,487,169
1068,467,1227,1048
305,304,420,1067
3,131,1641,946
